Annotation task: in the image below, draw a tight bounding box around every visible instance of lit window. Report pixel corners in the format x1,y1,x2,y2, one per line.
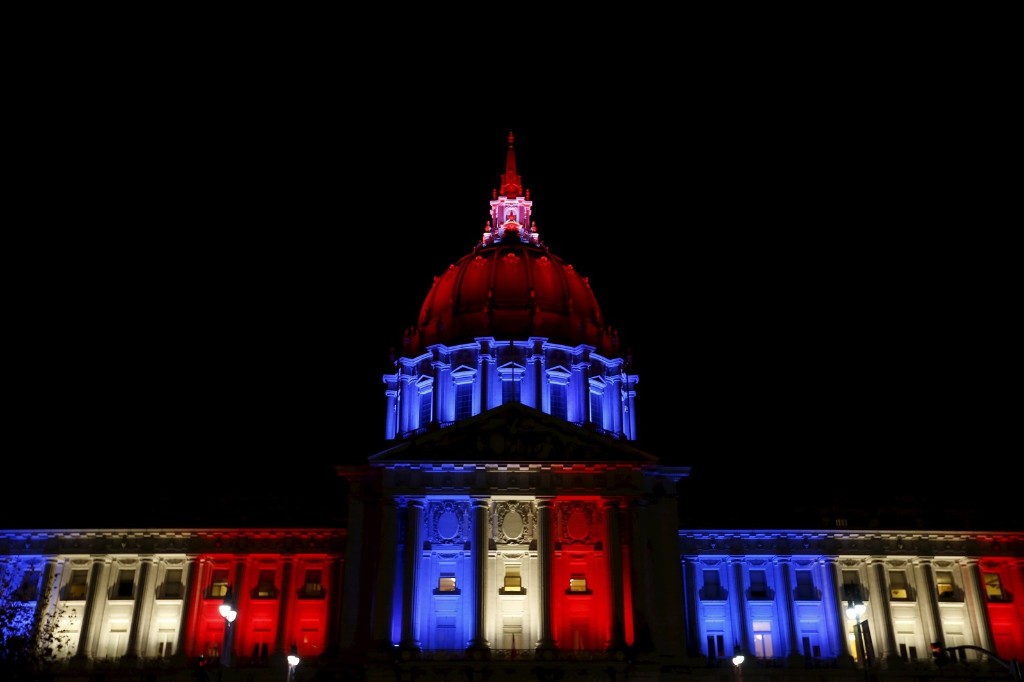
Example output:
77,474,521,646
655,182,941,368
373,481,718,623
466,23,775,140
301,570,323,599
889,570,910,600
936,571,956,601
439,575,457,592
67,570,88,600
503,565,522,593
984,573,1005,602
569,574,587,593
210,569,230,598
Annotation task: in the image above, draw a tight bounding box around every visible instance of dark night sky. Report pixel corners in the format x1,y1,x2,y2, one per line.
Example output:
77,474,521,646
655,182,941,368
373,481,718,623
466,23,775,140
9,68,1019,530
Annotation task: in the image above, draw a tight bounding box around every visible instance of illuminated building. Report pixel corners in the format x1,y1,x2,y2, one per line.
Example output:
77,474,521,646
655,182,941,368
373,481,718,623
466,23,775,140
2,133,1021,681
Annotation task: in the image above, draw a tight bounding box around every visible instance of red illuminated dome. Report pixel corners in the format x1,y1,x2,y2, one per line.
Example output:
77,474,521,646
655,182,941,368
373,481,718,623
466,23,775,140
405,133,618,357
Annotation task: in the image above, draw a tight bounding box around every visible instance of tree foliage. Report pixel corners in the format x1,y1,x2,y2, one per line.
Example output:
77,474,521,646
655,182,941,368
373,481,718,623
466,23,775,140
0,560,76,678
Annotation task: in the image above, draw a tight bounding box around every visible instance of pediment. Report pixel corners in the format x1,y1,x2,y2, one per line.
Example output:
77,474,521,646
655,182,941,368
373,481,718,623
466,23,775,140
369,402,658,466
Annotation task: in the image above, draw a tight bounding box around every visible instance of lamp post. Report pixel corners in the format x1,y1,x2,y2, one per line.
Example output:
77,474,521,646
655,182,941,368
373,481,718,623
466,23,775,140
219,589,237,668
846,598,870,682
287,643,300,682
732,644,745,681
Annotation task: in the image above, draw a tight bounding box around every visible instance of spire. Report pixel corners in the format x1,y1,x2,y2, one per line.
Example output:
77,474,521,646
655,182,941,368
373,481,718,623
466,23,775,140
499,131,523,198
484,132,537,247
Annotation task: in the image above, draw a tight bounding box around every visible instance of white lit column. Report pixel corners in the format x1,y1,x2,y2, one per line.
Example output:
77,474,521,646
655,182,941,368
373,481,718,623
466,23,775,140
535,498,556,651
125,556,156,658
961,559,995,651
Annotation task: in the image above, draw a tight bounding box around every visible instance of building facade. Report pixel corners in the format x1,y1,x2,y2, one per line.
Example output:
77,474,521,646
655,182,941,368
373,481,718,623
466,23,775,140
2,134,1022,681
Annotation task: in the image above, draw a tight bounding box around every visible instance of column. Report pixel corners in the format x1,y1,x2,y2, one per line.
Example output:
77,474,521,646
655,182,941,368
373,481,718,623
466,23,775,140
275,558,295,655
339,477,367,651
628,498,654,652
961,559,994,651
604,500,625,651
400,498,424,651
31,558,59,643
535,498,556,650
371,497,399,649
729,558,749,653
76,557,111,659
125,556,156,658
822,559,848,659
776,559,799,658
468,497,490,651
177,555,200,660
622,374,638,440
867,560,895,659
384,387,399,440
915,560,944,647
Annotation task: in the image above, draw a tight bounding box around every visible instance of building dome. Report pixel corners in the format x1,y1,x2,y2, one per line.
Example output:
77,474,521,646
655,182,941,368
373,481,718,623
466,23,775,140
403,132,618,357
409,240,616,356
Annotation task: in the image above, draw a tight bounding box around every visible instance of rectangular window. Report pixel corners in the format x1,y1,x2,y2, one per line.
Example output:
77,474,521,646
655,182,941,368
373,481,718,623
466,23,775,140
163,569,183,599
438,575,457,592
752,621,774,658
550,382,567,420
984,573,1005,602
889,570,910,600
301,569,323,599
749,570,768,599
210,569,230,598
455,382,473,420
255,569,277,598
568,574,587,593
707,633,725,658
502,374,521,404
702,570,724,600
842,570,863,602
67,569,88,600
116,569,135,599
795,570,817,600
936,571,956,601
419,391,432,427
15,570,40,601
589,390,603,427
503,565,522,593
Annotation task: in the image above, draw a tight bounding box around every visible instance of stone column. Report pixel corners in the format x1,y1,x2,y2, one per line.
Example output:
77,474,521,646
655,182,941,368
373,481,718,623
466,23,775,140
125,556,155,658
535,498,556,650
604,499,626,651
275,558,295,655
867,559,895,660
76,557,112,659
177,555,200,660
400,498,424,651
961,559,994,651
371,497,399,649
776,558,799,658
729,557,749,654
468,497,490,652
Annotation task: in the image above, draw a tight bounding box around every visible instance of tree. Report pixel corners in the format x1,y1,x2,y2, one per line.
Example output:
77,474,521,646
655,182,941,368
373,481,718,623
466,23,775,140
0,559,77,679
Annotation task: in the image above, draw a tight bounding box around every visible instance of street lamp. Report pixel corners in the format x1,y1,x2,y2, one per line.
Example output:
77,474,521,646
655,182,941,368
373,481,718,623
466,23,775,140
732,644,745,681
219,589,237,667
287,643,300,682
846,598,870,682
